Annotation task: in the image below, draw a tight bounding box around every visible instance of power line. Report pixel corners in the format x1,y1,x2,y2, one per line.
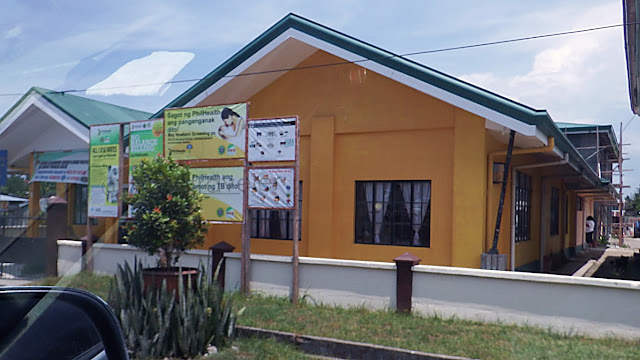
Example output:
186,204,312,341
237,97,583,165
623,114,636,132
0,20,635,98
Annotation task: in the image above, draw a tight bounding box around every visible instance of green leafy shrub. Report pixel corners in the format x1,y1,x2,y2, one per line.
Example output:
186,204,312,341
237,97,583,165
108,261,243,359
125,156,208,267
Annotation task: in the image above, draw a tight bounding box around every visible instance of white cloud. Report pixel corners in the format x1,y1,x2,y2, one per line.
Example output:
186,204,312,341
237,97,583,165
458,2,627,124
5,26,22,39
86,51,194,96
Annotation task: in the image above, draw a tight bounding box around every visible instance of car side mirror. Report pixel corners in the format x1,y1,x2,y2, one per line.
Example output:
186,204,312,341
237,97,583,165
0,286,128,360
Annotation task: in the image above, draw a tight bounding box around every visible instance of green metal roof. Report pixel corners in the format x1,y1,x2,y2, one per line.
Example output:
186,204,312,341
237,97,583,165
151,13,613,192
0,87,151,128
555,122,619,159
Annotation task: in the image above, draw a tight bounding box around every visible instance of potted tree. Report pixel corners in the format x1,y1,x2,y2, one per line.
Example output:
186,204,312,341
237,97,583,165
124,156,208,292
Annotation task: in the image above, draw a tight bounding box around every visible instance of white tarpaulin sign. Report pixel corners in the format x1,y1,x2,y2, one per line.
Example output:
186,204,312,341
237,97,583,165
31,150,89,185
247,118,296,162
247,167,295,209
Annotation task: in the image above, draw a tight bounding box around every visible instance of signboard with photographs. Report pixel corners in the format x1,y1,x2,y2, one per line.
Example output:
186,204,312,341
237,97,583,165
247,167,295,209
88,124,121,217
247,117,296,162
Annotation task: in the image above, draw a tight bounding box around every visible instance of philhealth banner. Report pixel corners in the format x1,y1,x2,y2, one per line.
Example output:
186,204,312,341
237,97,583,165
31,150,89,185
190,167,244,222
164,103,247,160
88,124,121,218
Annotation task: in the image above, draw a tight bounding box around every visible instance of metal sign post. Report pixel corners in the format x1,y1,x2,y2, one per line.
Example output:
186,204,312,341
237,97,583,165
246,116,300,302
291,121,300,304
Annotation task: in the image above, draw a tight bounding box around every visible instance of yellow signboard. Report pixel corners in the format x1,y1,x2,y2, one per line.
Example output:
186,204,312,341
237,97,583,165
190,167,244,222
164,104,247,160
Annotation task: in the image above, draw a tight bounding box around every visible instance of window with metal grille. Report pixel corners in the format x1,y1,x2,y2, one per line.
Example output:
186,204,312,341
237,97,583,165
249,182,301,240
515,171,531,242
564,194,569,234
354,181,430,247
550,187,560,235
73,185,88,225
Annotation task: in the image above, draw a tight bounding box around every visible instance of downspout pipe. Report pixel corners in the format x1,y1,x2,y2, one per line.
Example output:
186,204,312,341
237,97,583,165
489,130,517,254
511,153,569,271
486,137,556,256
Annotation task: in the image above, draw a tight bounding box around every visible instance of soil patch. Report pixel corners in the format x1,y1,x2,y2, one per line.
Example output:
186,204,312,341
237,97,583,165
592,253,640,281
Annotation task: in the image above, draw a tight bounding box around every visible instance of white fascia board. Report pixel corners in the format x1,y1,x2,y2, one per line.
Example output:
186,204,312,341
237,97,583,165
184,28,538,137
535,128,549,145
552,146,564,158
0,93,89,143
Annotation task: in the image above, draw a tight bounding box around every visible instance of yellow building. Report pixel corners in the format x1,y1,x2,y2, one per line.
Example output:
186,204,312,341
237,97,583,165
149,14,616,271
0,15,617,272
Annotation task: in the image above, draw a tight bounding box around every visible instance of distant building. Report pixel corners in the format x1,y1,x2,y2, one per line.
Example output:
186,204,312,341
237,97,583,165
0,87,150,240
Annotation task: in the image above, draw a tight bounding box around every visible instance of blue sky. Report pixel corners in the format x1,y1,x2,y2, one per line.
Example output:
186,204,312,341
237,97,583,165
1,0,637,193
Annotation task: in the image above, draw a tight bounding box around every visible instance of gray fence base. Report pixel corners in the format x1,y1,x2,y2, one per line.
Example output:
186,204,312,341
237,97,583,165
481,253,507,270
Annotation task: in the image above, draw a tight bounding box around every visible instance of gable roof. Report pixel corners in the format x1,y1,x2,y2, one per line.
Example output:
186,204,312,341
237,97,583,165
0,87,151,169
152,14,549,127
1,87,151,128
152,13,615,193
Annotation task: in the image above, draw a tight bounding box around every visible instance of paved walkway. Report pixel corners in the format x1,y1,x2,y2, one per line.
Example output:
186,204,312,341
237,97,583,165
549,247,605,276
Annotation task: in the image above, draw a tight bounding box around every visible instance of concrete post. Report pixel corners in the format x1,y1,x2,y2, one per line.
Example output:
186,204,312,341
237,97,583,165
80,234,98,272
46,196,68,277
210,241,235,289
394,252,421,313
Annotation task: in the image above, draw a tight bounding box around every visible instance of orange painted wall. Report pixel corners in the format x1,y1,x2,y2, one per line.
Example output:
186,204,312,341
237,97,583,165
196,50,489,266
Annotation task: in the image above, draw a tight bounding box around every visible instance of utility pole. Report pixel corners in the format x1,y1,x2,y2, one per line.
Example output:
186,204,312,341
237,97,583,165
618,122,624,247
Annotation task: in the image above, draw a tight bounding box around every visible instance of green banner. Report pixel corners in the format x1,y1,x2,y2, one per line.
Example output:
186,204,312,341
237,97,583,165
164,103,247,160
88,124,121,217
190,167,244,222
128,119,164,217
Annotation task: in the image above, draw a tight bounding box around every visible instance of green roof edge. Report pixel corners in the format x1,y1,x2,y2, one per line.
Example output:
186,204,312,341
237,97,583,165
0,86,151,129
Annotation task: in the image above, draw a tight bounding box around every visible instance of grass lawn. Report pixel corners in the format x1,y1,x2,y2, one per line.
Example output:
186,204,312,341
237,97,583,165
205,338,308,360
32,273,640,360
236,295,640,360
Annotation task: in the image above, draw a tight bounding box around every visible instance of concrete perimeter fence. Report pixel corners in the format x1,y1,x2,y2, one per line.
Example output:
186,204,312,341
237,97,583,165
58,240,640,339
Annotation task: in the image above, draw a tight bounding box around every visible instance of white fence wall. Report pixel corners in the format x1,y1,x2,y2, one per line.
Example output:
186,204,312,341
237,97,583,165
225,253,396,309
410,265,640,338
57,241,640,338
57,240,212,275
57,240,83,276
225,253,640,339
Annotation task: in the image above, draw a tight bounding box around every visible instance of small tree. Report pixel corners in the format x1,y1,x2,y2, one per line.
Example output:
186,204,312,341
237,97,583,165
125,156,207,267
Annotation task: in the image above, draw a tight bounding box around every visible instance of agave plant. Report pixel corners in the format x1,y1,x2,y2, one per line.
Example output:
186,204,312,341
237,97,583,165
108,260,243,359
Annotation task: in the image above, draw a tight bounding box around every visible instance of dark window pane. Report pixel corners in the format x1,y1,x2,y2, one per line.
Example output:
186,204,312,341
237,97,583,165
354,180,430,247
